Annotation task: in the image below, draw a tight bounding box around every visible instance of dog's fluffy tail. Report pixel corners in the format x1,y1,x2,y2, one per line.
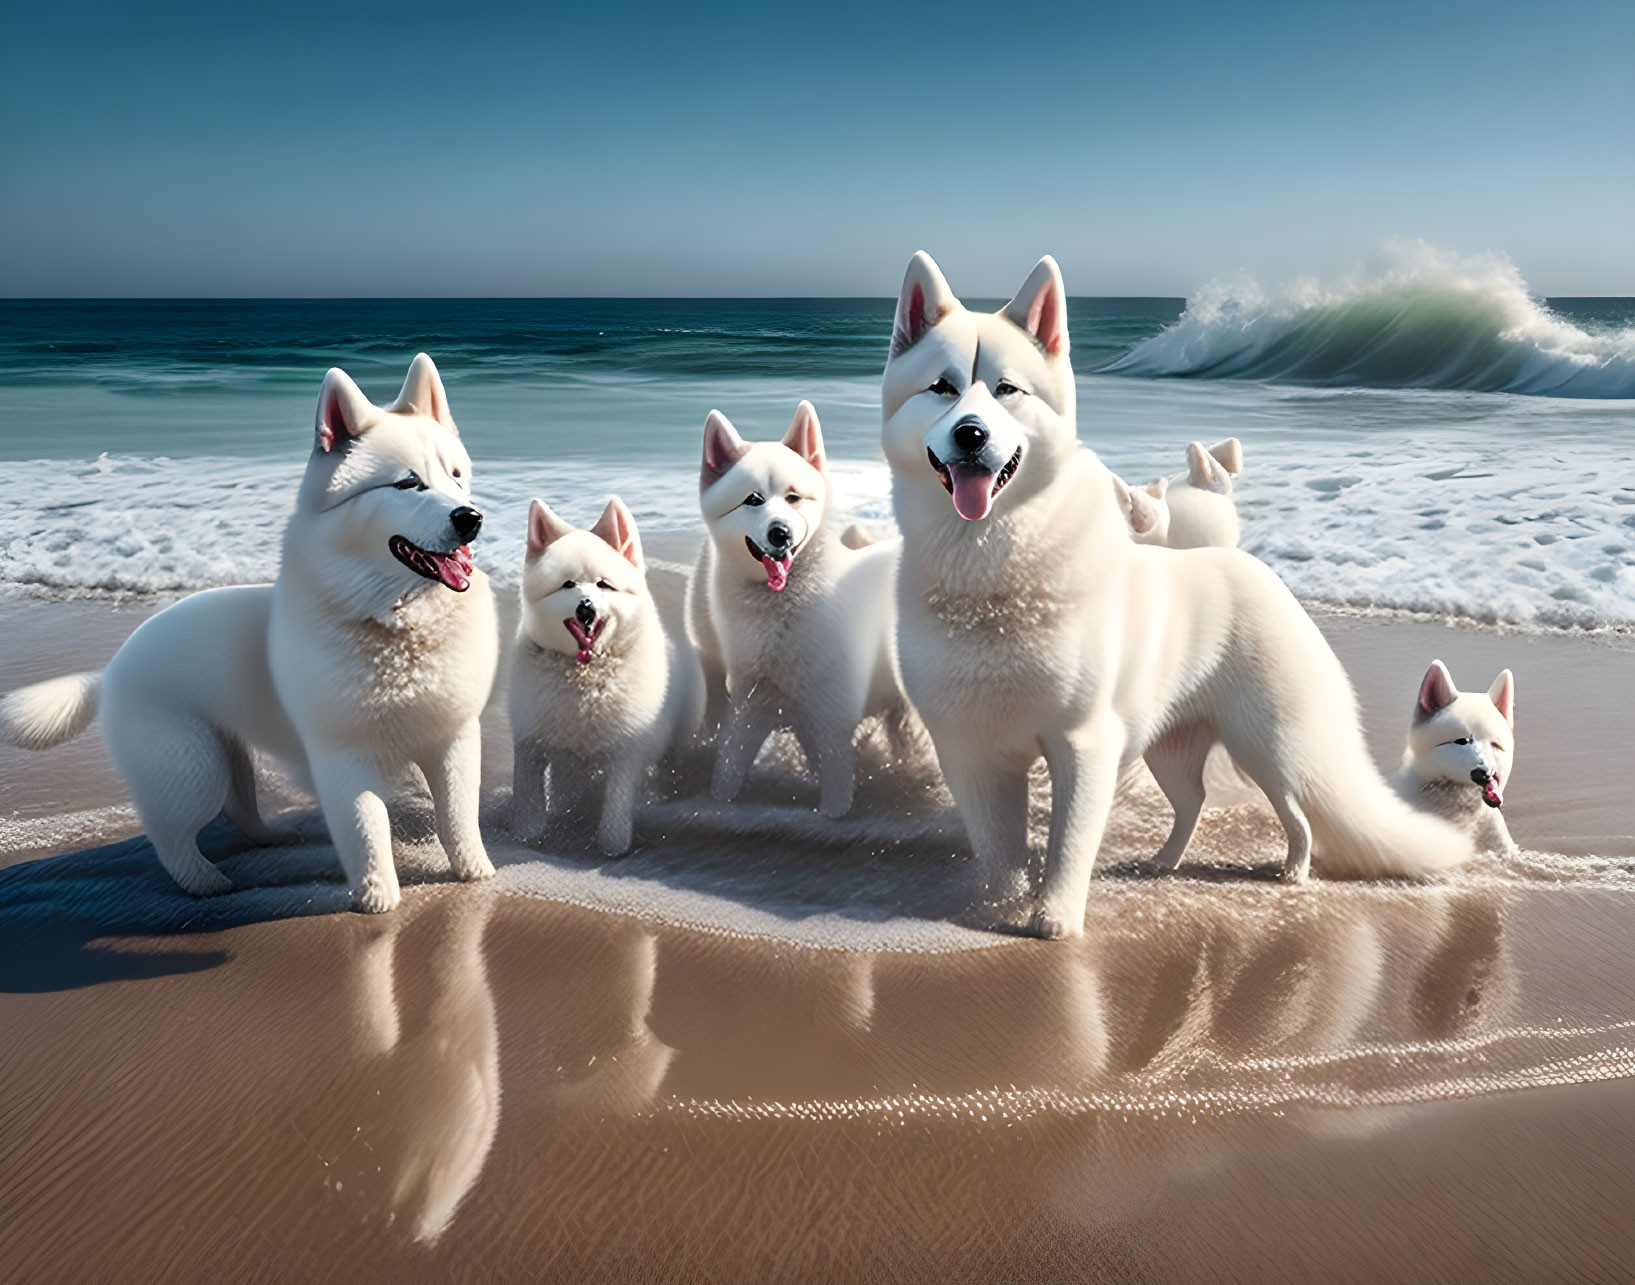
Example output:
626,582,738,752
1304,768,1471,879
0,672,102,750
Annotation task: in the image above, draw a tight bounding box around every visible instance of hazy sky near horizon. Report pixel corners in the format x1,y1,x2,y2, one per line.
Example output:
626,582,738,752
2,0,1631,298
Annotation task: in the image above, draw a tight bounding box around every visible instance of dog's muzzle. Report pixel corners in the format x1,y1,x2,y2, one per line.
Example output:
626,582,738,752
927,417,1022,522
1471,766,1503,809
565,598,604,664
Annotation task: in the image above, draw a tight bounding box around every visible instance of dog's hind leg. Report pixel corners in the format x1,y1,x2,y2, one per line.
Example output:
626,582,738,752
711,686,778,802
1144,726,1214,873
222,737,281,847
308,749,400,913
422,718,494,883
1036,715,1127,939
112,717,235,897
1224,738,1313,882
598,753,645,856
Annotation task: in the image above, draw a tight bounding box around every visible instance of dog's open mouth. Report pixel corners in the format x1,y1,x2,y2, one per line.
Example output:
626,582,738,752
389,536,474,592
928,446,1022,521
1480,776,1503,809
564,615,604,664
745,536,794,592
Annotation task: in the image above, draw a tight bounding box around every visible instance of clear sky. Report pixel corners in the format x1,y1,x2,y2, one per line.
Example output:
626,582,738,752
2,0,1630,297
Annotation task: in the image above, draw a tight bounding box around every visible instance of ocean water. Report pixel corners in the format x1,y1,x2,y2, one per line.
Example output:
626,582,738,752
1,245,1632,631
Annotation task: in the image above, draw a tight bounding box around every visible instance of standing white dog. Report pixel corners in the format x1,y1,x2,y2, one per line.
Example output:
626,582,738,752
1111,438,1243,549
1394,660,1518,855
0,355,498,912
685,402,909,817
509,496,703,854
882,251,1469,937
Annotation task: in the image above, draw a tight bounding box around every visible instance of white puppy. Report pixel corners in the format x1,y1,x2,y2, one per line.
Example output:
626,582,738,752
882,251,1470,937
0,355,498,911
1395,660,1518,856
509,497,703,855
685,402,909,817
1111,438,1243,549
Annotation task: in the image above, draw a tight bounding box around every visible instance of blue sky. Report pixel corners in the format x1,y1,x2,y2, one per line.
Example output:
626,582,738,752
2,0,1630,297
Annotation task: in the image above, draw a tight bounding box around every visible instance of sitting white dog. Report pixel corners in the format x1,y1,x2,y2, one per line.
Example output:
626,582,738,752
684,402,910,817
1112,438,1243,549
0,355,498,911
1394,660,1518,856
509,497,703,854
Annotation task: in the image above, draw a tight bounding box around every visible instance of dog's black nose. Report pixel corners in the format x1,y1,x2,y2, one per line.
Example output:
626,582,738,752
449,506,483,540
575,599,597,627
765,521,793,551
1470,767,1491,785
952,416,989,455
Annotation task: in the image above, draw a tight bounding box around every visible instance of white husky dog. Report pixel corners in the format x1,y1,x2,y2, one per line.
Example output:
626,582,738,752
1111,438,1243,549
0,355,498,912
882,251,1470,937
685,402,908,817
1394,660,1518,856
509,496,703,854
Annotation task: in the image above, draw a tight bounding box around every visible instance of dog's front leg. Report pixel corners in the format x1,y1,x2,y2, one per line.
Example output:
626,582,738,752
1478,807,1518,857
598,753,646,856
938,744,1031,909
793,710,857,819
423,719,494,883
310,750,401,914
711,684,778,802
1036,716,1126,939
511,736,551,841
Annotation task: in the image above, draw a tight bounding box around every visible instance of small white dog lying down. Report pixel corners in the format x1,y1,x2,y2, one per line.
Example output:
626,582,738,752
685,402,911,817
0,355,498,911
882,250,1470,937
1395,660,1518,856
1112,438,1243,548
509,497,703,855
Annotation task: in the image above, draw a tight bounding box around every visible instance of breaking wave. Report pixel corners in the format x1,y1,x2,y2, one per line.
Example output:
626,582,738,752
1107,242,1635,398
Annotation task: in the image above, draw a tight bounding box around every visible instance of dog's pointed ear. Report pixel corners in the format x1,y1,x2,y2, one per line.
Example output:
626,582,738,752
891,251,959,356
314,367,377,454
1146,476,1169,499
1416,659,1459,721
1186,441,1230,492
1208,437,1243,476
526,498,575,558
590,497,644,570
701,410,749,488
780,400,826,472
1000,255,1069,358
390,352,456,431
1488,669,1515,727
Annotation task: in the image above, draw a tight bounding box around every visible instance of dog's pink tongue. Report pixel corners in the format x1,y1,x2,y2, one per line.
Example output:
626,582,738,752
947,464,997,521
762,553,792,591
1482,779,1503,808
564,617,596,664
433,547,471,592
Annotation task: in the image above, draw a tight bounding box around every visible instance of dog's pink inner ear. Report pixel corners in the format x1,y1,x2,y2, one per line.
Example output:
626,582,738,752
781,401,825,471
701,411,747,485
591,499,643,569
527,499,572,557
1418,661,1458,716
1025,278,1064,356
1489,669,1515,726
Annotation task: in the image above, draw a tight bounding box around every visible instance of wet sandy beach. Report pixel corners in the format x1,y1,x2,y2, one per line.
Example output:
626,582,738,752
3,572,1634,1281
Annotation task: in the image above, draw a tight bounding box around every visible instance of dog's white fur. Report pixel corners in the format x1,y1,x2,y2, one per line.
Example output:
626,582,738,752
509,496,703,854
0,355,499,911
882,251,1470,937
685,402,910,817
1394,660,1518,856
1112,439,1243,549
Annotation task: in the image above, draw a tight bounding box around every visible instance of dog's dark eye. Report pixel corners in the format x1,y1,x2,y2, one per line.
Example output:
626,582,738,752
596,579,614,591
994,379,1023,397
927,376,958,396
786,493,802,504
452,467,462,480
743,492,766,507
393,472,424,490
1453,737,1472,745
560,580,575,591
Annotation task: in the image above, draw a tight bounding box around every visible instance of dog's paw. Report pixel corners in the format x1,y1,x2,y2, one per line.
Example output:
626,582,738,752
1024,909,1081,940
176,863,234,898
1277,860,1312,886
453,851,495,882
351,875,402,915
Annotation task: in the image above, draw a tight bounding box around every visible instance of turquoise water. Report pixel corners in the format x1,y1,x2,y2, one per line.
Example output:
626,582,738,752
0,283,1631,628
